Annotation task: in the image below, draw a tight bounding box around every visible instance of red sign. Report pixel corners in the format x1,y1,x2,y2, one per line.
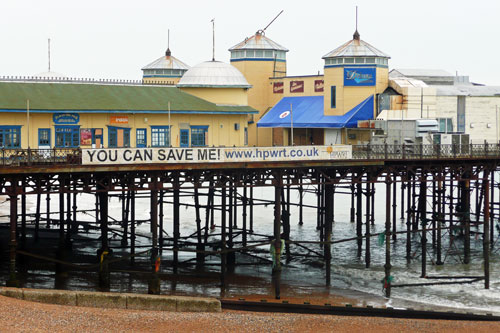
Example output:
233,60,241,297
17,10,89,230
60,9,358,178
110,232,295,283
273,82,284,94
80,128,92,146
314,80,324,92
290,81,304,93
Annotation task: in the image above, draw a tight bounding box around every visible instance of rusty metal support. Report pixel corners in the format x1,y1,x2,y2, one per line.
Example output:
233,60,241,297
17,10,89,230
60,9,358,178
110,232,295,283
148,177,160,295
392,175,397,241
356,174,362,257
173,173,180,274
130,189,136,265
350,184,355,223
20,182,26,246
158,190,164,247
436,172,443,265
227,182,235,267
97,177,110,289
194,185,204,266
490,170,495,249
406,175,411,260
325,170,334,286
6,181,19,287
220,177,227,290
299,183,304,226
384,175,392,298
46,191,51,229
249,185,254,233
483,172,490,289
419,173,427,278
365,176,371,268
273,171,282,299
242,183,248,248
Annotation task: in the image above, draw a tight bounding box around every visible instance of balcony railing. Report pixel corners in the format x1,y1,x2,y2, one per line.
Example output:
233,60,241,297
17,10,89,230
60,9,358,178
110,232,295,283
0,144,498,167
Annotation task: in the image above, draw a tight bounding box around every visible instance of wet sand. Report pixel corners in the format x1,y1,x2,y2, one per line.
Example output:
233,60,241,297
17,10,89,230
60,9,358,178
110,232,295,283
1,295,499,333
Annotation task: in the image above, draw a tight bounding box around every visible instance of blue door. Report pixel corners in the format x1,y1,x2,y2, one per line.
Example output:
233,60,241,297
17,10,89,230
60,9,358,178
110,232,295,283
180,129,189,147
136,128,147,147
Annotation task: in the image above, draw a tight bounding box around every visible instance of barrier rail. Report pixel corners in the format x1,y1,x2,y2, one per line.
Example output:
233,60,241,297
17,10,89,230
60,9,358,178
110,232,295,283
0,144,499,167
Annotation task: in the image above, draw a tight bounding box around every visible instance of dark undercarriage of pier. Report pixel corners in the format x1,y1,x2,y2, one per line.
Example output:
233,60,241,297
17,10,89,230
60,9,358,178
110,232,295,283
0,144,498,300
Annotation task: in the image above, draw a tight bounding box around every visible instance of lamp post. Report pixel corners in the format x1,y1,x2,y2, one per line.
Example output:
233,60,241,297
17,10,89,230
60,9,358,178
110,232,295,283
290,103,293,146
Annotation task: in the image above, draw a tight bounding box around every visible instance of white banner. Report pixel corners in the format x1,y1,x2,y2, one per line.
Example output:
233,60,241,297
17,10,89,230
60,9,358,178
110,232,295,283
82,145,352,165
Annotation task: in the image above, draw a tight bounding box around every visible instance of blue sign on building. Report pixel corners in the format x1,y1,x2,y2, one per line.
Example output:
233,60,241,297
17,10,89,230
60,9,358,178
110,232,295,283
344,68,376,86
53,113,80,124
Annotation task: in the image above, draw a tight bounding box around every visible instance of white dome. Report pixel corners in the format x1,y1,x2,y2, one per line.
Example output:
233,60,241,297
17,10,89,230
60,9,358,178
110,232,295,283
177,61,251,88
34,71,67,78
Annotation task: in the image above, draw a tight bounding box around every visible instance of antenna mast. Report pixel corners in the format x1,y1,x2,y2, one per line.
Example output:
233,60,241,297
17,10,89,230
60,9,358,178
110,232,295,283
261,10,284,33
353,6,360,40
211,18,215,61
48,38,51,72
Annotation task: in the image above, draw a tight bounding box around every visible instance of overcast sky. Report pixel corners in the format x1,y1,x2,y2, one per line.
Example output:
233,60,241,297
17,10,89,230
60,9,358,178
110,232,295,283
1,0,499,85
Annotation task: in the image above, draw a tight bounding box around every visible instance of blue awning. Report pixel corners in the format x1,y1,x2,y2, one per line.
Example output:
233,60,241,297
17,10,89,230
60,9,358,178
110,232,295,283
257,95,374,128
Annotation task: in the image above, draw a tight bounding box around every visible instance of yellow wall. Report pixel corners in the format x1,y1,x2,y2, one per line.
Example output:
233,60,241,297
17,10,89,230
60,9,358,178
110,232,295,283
5,112,248,149
179,87,248,106
231,59,287,147
323,66,388,116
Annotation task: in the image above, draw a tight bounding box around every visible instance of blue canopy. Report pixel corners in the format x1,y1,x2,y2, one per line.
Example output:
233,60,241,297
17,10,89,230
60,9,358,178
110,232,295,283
257,95,374,128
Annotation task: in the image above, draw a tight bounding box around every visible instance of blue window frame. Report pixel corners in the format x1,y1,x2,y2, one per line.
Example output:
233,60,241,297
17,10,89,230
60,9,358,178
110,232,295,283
0,126,21,148
136,128,147,147
180,129,189,147
151,126,170,147
191,126,208,147
331,86,336,108
38,128,51,146
55,126,80,148
108,126,131,148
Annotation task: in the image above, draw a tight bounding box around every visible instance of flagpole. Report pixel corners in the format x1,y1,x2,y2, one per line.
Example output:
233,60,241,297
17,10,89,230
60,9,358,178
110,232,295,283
168,101,171,147
290,103,293,146
27,99,30,149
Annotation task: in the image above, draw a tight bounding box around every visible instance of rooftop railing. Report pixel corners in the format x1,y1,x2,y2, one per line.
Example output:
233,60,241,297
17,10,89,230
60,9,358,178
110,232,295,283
0,75,175,86
0,144,499,167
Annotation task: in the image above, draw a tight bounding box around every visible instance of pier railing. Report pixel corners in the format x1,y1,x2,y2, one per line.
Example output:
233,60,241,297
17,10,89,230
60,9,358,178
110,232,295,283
0,144,499,167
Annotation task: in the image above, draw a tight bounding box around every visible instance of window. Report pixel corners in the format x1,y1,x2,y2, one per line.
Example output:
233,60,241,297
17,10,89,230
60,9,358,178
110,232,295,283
38,128,50,146
151,126,170,147
191,126,208,147
180,129,189,147
365,57,375,63
108,127,130,148
344,57,354,63
244,127,248,146
337,58,343,64
55,126,80,148
438,118,454,133
0,126,21,148
136,128,147,147
255,50,263,57
246,50,255,58
331,86,336,108
355,57,364,64
264,50,273,58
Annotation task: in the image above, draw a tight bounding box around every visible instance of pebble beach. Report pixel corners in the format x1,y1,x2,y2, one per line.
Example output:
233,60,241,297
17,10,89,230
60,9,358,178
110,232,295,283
1,295,499,333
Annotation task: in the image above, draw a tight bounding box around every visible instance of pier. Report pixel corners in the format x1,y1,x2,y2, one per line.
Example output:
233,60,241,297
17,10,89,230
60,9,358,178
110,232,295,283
1,143,498,299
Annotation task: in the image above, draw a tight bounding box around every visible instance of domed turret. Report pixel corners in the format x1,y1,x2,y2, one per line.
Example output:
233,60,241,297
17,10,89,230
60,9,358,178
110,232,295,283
142,48,190,85
177,61,251,106
177,61,251,88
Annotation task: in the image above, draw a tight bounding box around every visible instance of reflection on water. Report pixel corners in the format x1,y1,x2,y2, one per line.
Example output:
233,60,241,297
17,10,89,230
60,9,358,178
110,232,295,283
0,182,498,314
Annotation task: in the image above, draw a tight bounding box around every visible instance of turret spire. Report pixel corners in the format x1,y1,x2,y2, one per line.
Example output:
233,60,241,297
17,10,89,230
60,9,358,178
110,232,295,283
353,6,360,40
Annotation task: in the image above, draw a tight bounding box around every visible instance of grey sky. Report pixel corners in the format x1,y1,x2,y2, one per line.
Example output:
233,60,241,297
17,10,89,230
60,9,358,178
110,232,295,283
1,0,499,85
